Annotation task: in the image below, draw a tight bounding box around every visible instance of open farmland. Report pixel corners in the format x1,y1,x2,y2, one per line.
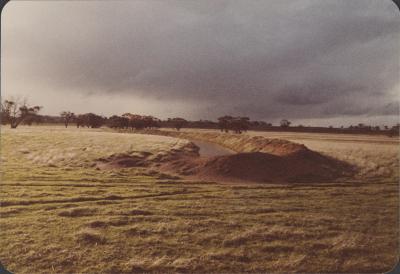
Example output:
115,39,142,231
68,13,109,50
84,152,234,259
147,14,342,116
0,126,398,273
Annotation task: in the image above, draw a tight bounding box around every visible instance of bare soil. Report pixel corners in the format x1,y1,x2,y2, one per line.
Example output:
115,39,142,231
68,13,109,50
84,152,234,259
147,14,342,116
96,135,355,183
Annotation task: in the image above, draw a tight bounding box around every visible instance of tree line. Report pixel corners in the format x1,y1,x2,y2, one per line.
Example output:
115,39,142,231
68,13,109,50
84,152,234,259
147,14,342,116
1,98,399,136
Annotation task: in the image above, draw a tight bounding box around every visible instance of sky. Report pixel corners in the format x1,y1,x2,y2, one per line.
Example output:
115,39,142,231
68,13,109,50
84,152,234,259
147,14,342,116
1,0,399,126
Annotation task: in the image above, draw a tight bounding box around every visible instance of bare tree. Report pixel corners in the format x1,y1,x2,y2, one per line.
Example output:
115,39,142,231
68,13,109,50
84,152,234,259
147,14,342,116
60,111,75,128
1,98,42,128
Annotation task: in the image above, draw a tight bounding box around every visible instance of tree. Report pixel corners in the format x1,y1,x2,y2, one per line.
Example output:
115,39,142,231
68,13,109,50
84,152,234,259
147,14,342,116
280,119,291,128
142,115,161,129
357,123,366,129
76,113,105,128
218,116,232,132
107,115,129,129
231,117,250,133
1,98,42,128
115,113,161,130
122,113,146,130
217,116,250,134
169,117,187,131
60,111,75,128
86,113,105,128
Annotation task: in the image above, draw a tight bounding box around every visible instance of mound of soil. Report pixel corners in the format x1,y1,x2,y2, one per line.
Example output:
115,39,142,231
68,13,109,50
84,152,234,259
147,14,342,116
95,142,199,169
97,131,355,183
160,149,355,183
202,150,353,183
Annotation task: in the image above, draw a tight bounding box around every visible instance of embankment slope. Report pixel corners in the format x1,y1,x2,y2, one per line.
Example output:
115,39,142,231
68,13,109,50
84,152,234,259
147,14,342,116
113,129,355,183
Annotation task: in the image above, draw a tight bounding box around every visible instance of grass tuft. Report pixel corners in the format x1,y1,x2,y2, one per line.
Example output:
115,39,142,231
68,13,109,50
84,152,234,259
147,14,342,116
75,228,106,245
58,207,97,217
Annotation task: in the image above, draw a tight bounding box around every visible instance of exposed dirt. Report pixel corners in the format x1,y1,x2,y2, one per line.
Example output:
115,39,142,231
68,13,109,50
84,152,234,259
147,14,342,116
155,150,354,183
95,142,199,169
95,135,355,183
184,150,353,183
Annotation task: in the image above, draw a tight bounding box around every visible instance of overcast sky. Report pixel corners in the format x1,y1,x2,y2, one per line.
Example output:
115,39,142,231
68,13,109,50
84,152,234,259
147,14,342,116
2,0,399,126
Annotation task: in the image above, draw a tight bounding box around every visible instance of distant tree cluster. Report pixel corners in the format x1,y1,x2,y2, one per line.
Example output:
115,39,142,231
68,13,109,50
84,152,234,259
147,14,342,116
108,114,160,130
280,119,291,127
250,120,272,128
347,123,400,137
108,115,130,129
388,124,400,137
218,116,250,134
167,118,187,131
76,113,106,128
179,119,218,129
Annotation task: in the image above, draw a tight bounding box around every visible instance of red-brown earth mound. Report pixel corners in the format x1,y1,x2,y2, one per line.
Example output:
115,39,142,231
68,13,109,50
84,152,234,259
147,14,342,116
96,133,355,183
194,150,353,183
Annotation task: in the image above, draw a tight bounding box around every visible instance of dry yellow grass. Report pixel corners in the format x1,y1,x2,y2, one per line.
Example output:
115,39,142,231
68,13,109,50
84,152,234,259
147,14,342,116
0,126,398,273
1,126,189,169
245,130,399,180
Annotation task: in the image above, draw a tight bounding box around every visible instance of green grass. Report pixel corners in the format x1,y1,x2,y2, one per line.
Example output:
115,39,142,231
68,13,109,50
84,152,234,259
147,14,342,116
0,126,398,273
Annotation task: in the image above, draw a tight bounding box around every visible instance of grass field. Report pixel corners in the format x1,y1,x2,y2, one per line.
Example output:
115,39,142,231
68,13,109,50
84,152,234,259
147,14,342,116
0,126,398,273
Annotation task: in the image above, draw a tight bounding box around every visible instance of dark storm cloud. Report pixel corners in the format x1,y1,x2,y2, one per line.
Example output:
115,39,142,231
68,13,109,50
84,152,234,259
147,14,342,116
3,0,399,120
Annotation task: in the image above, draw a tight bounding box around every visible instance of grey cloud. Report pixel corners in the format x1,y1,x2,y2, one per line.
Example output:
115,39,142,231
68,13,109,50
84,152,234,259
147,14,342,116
373,102,400,116
2,0,399,121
